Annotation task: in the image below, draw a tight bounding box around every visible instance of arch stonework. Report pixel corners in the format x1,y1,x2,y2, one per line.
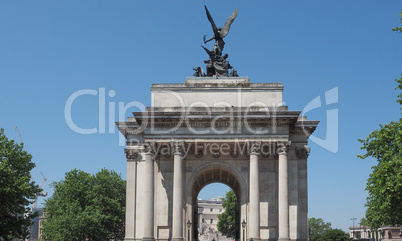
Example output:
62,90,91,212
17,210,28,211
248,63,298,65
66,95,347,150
117,77,318,241
187,161,247,201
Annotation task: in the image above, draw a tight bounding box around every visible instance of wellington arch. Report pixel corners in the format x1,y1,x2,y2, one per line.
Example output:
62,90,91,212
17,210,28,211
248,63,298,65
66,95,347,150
116,77,319,241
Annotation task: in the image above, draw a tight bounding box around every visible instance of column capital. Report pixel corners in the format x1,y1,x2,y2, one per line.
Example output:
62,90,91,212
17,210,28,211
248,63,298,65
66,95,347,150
172,141,186,156
143,141,157,155
296,146,310,159
248,141,262,155
125,148,138,160
277,141,291,155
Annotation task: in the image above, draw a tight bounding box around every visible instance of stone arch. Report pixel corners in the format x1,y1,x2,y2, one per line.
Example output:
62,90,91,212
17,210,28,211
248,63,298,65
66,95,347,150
185,161,248,241
186,161,247,205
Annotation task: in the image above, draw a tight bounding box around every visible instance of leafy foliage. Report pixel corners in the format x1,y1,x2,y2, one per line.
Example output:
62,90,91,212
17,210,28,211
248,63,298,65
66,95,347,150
217,190,237,238
0,128,42,241
365,157,402,228
392,9,402,33
360,217,369,226
358,78,402,229
395,75,402,108
357,119,402,163
308,217,332,241
42,168,126,241
317,228,352,241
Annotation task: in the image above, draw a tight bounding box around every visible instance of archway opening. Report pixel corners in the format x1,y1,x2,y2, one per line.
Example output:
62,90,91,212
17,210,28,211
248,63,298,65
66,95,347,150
191,167,242,241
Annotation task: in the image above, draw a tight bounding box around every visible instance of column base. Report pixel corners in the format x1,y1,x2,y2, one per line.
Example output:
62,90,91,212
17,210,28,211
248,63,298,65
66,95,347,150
278,238,290,241
142,237,155,241
124,238,135,241
172,238,184,241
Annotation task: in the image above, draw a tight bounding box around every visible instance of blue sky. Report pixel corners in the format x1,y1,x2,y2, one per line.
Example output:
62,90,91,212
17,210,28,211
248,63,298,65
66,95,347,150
1,0,401,232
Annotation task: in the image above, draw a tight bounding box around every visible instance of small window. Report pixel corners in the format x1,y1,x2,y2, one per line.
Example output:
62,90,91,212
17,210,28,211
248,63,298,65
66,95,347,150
210,219,213,224
210,208,213,212
219,209,222,212
202,218,205,223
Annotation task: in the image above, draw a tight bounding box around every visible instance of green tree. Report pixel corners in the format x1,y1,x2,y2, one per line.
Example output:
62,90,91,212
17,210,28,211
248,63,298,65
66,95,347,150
42,168,126,241
217,190,237,238
360,217,369,226
357,119,402,163
308,217,332,241
318,229,352,241
0,128,42,241
358,77,402,229
365,157,402,228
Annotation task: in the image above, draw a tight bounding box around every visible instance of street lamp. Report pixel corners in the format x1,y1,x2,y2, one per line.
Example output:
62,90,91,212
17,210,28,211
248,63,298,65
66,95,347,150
242,220,246,241
351,217,357,239
187,220,192,241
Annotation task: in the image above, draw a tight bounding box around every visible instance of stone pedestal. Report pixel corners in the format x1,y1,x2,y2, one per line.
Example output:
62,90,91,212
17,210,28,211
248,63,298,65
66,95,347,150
379,226,402,241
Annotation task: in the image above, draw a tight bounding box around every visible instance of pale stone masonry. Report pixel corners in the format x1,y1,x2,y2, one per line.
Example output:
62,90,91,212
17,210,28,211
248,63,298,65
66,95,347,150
197,198,230,241
349,226,402,241
117,77,318,241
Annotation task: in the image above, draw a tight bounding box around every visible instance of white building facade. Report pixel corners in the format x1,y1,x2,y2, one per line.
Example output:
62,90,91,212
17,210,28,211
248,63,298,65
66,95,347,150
197,198,230,241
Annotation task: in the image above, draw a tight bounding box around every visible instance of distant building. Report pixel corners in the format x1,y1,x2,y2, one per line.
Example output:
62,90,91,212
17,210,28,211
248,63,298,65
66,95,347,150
37,211,46,241
197,197,231,241
25,208,46,241
349,225,373,240
349,225,402,241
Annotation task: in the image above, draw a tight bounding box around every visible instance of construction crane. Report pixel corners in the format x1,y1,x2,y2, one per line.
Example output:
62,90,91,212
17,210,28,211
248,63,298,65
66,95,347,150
14,126,48,211
32,170,47,210
14,126,22,144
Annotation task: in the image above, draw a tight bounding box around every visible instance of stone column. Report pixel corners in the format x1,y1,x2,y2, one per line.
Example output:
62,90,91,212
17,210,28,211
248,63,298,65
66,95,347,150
249,141,261,241
125,149,138,241
172,142,185,241
296,147,310,241
143,143,155,241
278,142,290,241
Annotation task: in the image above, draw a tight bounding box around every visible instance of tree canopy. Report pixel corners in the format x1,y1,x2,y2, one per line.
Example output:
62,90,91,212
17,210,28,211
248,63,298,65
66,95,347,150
357,118,402,163
357,78,402,162
359,217,369,226
217,189,237,238
308,217,332,241
0,128,42,241
317,228,351,241
357,29,402,228
365,157,402,228
42,168,126,241
359,12,402,226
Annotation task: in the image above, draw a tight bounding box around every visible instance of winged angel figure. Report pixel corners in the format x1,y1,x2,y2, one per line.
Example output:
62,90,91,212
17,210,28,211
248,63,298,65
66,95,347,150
203,5,239,57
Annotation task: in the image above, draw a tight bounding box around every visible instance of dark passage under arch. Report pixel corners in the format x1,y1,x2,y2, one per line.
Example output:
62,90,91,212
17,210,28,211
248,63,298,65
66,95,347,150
192,167,242,241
